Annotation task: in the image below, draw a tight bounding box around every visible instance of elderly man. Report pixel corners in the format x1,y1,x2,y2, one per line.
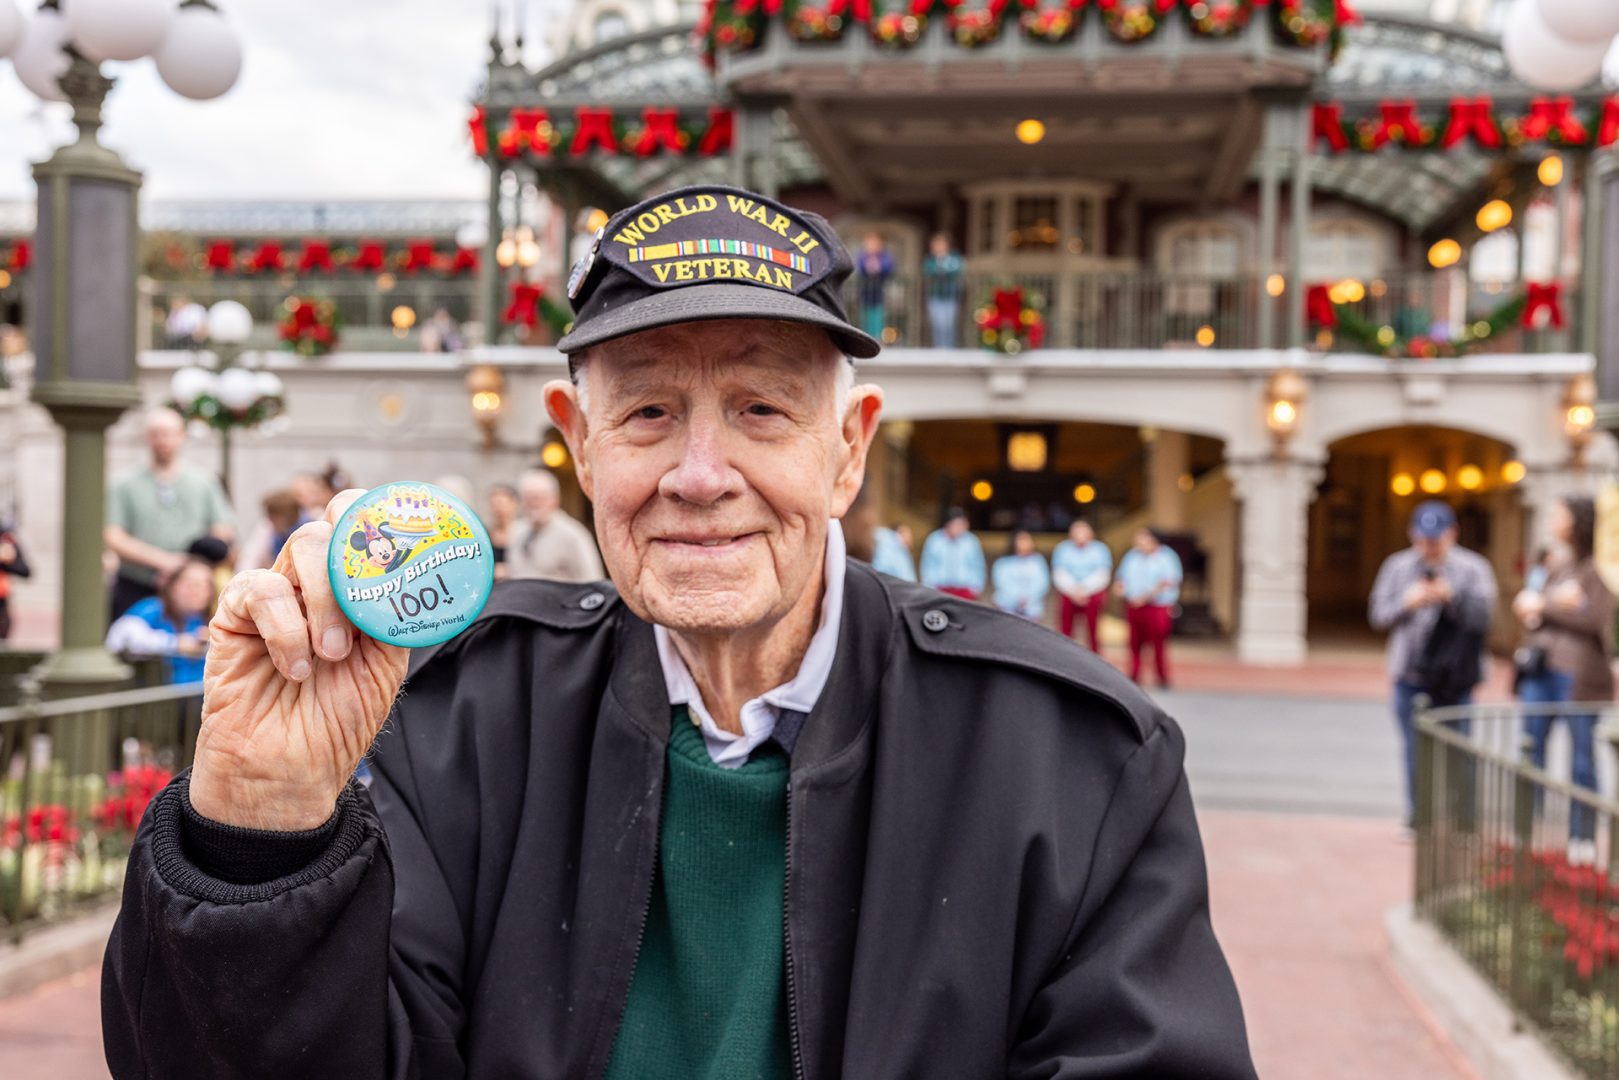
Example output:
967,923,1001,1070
104,407,234,620
104,186,1254,1079
505,467,604,583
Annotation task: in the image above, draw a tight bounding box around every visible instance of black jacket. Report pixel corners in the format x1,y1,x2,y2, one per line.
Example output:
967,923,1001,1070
103,564,1255,1079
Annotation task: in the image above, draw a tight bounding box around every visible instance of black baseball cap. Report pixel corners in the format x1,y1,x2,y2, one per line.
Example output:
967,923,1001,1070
556,185,882,360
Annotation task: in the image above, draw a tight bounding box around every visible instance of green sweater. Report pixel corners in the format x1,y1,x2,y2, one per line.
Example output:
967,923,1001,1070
604,711,793,1080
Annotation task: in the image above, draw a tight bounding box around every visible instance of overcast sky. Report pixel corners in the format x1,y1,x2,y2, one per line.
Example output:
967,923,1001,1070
0,0,570,201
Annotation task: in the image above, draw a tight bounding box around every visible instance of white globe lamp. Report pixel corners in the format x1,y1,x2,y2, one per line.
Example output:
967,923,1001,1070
1536,0,1619,44
206,299,253,346
170,365,218,409
1504,0,1607,91
215,366,260,412
0,0,24,58
64,0,172,62
253,370,283,400
153,0,241,100
11,5,69,102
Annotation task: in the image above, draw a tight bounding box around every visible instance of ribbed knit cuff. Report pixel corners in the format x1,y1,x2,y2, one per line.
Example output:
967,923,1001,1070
176,773,352,887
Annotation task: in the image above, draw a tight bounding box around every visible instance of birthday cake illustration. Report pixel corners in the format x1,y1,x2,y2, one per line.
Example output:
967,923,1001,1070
380,484,439,537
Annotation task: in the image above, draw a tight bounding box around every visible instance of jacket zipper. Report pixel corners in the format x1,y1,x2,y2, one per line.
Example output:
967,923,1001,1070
783,778,808,1080
593,780,661,1080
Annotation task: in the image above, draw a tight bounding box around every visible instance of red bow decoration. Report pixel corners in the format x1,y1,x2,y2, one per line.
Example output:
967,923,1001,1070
500,107,552,158
402,242,437,274
635,108,685,156
1311,103,1348,152
1366,99,1422,150
503,283,544,327
351,242,387,273
281,299,318,337
1305,284,1337,329
468,105,489,156
298,241,334,274
1519,96,1588,145
697,108,735,156
827,0,872,23
571,108,619,155
1599,97,1619,148
248,242,285,274
1441,97,1501,150
8,241,30,272
1522,282,1565,330
205,240,236,272
448,248,479,275
1333,0,1360,24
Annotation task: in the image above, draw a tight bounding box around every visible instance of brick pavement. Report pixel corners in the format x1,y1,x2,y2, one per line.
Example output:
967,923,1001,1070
0,808,1477,1080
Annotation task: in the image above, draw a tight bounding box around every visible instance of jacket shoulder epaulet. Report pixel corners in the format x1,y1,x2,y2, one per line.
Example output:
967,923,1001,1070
861,564,1164,743
407,578,620,674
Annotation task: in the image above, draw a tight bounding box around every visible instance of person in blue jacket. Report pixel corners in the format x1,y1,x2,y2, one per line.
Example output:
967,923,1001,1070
1115,528,1183,688
993,530,1051,620
920,508,986,599
871,522,917,581
106,557,215,684
1051,519,1113,652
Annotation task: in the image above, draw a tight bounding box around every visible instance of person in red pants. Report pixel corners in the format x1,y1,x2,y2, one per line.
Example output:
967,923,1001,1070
1051,519,1112,652
1114,527,1183,688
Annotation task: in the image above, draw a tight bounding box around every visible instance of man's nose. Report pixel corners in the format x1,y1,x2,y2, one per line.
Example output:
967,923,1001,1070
661,414,742,507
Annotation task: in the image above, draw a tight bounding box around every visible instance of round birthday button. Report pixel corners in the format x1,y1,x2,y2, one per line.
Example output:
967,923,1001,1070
328,481,494,648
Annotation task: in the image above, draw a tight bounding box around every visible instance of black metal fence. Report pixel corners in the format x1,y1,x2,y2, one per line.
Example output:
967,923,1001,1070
1416,700,1619,1079
0,681,203,943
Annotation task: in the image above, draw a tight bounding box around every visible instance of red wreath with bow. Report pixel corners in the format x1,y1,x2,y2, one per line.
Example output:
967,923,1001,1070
1305,284,1337,329
205,241,236,273
1522,282,1565,330
298,241,335,275
503,283,545,328
975,286,1046,353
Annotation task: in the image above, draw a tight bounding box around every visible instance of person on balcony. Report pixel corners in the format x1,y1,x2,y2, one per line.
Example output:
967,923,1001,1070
1511,495,1613,854
1368,501,1497,827
1116,527,1182,688
922,232,963,349
993,530,1051,620
1053,518,1113,653
105,557,214,685
104,184,1255,1080
920,507,986,600
104,407,235,622
0,522,32,641
855,231,893,342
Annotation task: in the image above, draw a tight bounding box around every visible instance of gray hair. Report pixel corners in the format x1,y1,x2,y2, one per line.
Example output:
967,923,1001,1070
518,468,561,498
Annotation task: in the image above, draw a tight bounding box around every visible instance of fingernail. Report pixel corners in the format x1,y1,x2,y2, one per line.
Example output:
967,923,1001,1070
322,627,349,659
289,660,312,682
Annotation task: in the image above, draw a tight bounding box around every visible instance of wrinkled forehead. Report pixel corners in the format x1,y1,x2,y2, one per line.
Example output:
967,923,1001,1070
589,321,842,399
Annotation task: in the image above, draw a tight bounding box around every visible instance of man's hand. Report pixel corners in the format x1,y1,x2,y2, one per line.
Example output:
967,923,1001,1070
188,491,410,832
1403,580,1443,611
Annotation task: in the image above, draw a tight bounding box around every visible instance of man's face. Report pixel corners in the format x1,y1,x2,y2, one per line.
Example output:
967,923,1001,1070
521,480,559,525
148,419,184,465
545,320,882,636
946,517,967,539
1070,521,1093,545
1413,530,1454,562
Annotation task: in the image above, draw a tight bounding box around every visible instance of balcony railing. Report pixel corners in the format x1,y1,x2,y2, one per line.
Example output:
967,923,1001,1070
1415,700,1619,1079
1,679,202,943
845,272,1578,355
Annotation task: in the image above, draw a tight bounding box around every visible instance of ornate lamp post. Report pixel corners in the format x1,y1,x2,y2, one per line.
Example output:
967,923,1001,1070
1,0,242,691
169,300,285,494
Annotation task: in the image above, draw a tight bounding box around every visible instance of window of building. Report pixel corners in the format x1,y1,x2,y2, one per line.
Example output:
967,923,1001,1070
1011,196,1059,251
1305,219,1384,281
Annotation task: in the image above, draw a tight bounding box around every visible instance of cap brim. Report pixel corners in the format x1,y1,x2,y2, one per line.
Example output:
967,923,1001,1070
556,282,882,359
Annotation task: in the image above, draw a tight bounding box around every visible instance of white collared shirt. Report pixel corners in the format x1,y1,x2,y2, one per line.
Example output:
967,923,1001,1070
655,520,846,768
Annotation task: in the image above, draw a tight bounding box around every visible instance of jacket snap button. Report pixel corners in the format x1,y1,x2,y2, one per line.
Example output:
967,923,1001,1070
922,609,950,633
579,592,605,611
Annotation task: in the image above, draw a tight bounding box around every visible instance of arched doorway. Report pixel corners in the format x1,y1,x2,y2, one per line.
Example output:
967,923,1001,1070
1309,425,1524,647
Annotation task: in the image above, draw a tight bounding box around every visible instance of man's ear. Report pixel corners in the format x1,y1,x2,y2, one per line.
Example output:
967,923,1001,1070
831,384,884,519
543,379,593,500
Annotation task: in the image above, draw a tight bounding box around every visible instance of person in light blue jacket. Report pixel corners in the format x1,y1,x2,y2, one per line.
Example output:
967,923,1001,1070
871,523,917,582
992,531,1051,620
1115,528,1183,687
920,508,986,599
1051,519,1113,652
